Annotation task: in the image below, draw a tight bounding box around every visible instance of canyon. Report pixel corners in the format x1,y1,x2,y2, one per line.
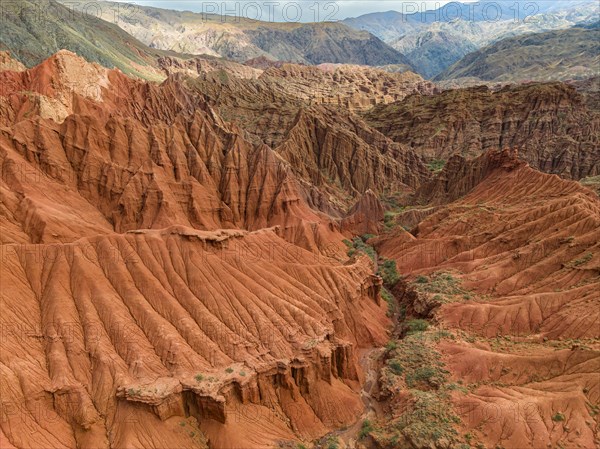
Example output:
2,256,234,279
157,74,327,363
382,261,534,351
1,3,599,448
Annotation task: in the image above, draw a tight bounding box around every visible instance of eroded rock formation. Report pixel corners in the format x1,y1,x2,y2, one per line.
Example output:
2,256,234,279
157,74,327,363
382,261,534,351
374,150,600,449
364,82,600,179
1,227,389,448
0,50,395,449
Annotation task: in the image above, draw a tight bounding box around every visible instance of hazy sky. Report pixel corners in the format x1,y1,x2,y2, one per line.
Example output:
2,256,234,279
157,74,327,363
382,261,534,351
104,0,480,21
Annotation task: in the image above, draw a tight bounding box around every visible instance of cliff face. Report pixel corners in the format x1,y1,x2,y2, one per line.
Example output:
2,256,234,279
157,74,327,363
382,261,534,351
275,108,430,208
413,148,526,205
341,190,385,235
260,63,435,113
364,82,600,179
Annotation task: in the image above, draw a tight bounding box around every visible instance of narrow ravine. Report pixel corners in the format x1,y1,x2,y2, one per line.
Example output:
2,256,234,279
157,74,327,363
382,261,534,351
333,347,386,448
320,237,400,449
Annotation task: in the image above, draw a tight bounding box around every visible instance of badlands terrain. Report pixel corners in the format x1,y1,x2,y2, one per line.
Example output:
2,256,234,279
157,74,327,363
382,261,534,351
0,1,599,449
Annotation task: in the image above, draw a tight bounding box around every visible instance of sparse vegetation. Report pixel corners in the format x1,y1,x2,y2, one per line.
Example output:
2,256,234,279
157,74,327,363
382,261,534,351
359,419,374,439
389,360,403,375
406,319,429,334
239,371,246,376
344,236,376,260
447,383,469,394
411,272,472,304
581,175,600,195
412,272,465,295
581,175,600,185
377,328,461,447
194,374,204,382
384,210,396,228
406,366,439,388
552,412,565,422
378,259,401,287
381,287,396,317
573,252,593,266
383,207,407,230
428,159,446,172
324,436,339,449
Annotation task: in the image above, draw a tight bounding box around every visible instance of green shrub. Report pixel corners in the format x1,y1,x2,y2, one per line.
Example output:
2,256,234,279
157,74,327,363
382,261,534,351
406,366,437,387
406,319,429,334
386,340,398,351
389,360,404,375
225,367,234,373
428,159,446,172
552,412,565,422
381,287,396,316
347,237,376,260
573,252,593,266
359,419,374,439
378,259,401,287
412,271,470,297
194,374,204,382
326,436,339,449
384,210,396,223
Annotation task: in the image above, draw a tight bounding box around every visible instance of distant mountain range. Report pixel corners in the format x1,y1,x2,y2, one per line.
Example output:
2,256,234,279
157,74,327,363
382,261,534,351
343,1,600,78
1,0,414,78
61,0,413,69
437,22,600,82
0,0,180,80
2,0,597,85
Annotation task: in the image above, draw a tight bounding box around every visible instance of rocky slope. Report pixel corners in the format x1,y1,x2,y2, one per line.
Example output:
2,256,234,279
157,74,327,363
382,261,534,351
62,1,413,69
0,49,398,449
0,50,391,251
364,81,600,179
0,226,389,449
437,22,600,83
372,150,600,449
183,62,434,211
